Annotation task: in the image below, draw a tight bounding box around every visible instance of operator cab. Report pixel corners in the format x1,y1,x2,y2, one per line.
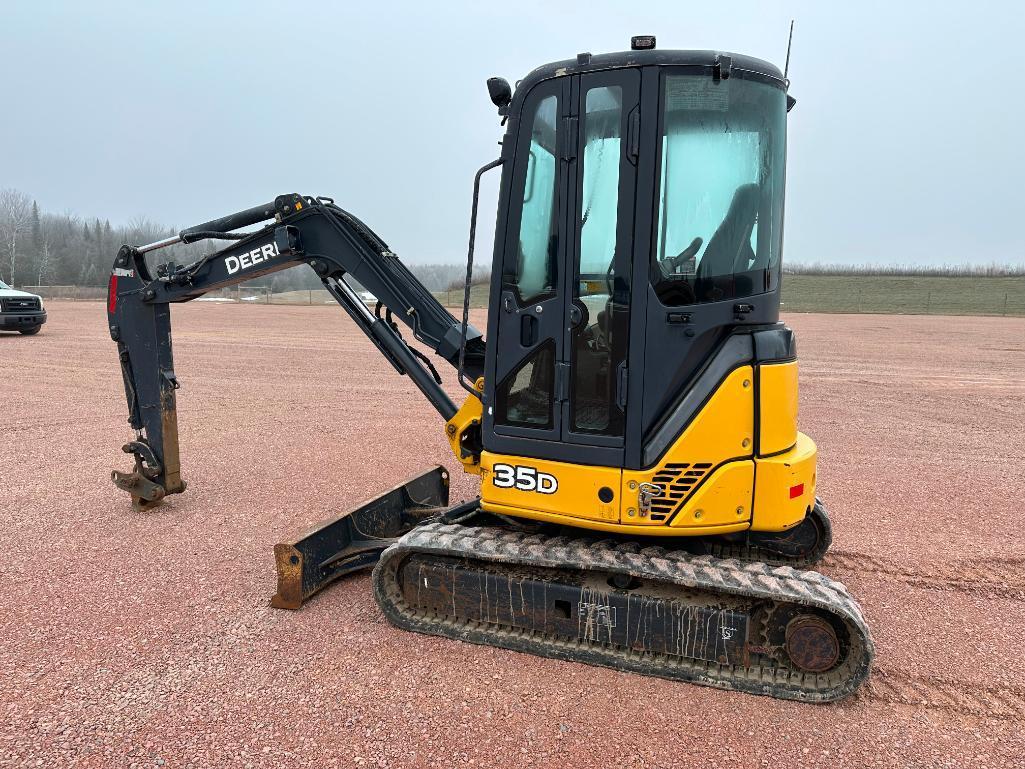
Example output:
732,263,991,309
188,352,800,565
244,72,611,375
482,41,792,471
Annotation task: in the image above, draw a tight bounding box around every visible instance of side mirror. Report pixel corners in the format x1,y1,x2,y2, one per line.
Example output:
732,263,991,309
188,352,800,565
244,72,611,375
487,77,512,110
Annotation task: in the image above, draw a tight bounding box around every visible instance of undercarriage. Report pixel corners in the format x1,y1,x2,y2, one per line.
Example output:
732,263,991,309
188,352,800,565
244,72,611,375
374,520,871,702
267,467,871,702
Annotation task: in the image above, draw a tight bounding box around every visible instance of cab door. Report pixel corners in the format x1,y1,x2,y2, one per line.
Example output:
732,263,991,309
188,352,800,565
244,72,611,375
485,70,639,472
489,79,568,446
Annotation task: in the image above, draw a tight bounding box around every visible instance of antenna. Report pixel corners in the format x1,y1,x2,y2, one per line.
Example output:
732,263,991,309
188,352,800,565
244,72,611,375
783,19,795,81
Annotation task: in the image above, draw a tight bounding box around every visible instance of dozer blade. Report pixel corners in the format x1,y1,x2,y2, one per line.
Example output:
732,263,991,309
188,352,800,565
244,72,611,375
271,465,449,609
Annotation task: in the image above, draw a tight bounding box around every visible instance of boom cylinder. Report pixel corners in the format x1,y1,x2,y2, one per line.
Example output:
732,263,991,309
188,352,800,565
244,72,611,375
180,200,279,243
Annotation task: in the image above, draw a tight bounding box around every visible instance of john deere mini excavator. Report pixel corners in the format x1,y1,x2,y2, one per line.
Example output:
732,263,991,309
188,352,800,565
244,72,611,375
107,39,873,702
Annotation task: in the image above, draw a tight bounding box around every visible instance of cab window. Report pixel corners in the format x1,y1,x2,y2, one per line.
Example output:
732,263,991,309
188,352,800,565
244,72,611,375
653,74,787,305
510,95,559,305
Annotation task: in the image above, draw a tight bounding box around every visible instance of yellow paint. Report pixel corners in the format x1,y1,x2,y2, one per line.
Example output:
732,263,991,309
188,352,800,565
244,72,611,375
445,379,484,475
479,451,622,523
457,357,813,540
481,500,750,537
621,365,754,527
759,361,798,455
670,461,753,527
751,431,818,531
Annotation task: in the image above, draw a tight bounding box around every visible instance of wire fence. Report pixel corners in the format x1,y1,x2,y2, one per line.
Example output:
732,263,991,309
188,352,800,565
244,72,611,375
20,275,1025,317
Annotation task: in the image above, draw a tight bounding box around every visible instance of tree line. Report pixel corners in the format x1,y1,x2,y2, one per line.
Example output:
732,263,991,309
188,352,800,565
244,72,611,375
0,188,489,293
0,188,139,287
8,186,1015,292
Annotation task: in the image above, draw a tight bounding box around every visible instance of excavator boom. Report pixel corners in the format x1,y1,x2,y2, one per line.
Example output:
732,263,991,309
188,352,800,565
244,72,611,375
108,194,485,509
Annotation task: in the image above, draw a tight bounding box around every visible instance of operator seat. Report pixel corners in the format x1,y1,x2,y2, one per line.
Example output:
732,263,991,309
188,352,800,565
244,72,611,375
696,183,760,299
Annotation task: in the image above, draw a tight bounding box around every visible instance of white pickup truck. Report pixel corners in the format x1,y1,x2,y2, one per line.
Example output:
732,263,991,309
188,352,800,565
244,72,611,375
0,280,47,335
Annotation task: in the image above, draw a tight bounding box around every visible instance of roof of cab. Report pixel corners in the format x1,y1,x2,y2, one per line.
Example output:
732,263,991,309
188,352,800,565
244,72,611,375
508,48,786,114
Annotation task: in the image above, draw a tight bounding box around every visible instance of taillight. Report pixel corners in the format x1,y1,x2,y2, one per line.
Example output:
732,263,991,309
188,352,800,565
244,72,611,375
108,274,118,314
789,483,805,499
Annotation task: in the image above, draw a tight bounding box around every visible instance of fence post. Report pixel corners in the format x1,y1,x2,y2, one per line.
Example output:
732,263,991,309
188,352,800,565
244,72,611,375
926,291,931,314
1005,293,1009,316
857,289,861,312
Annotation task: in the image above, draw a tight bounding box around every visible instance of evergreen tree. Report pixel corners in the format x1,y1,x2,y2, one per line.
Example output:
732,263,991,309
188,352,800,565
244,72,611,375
31,201,41,253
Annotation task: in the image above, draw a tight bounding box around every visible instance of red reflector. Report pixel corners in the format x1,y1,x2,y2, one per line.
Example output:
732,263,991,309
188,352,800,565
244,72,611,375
107,274,118,314
789,483,805,499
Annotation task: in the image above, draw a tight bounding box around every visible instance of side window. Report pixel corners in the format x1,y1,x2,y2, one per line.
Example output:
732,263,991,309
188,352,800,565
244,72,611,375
579,86,622,276
509,95,559,304
652,75,787,305
495,341,555,428
571,84,626,436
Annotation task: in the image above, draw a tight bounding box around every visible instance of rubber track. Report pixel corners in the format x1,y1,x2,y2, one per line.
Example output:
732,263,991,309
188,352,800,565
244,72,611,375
373,522,874,703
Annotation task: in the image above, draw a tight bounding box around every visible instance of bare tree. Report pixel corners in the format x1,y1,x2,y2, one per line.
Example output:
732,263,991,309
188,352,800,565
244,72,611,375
0,188,32,285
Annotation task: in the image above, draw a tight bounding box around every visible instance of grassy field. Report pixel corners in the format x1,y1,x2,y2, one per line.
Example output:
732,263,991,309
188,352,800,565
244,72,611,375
781,274,1025,316
433,275,1025,316
434,284,492,310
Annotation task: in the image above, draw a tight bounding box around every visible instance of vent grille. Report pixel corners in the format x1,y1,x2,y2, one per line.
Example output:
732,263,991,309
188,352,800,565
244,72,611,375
646,462,714,521
2,296,41,312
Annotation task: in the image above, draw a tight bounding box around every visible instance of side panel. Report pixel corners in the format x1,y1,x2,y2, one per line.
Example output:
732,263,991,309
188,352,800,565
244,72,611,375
669,462,753,528
621,366,754,526
751,432,817,532
479,451,622,524
759,361,799,455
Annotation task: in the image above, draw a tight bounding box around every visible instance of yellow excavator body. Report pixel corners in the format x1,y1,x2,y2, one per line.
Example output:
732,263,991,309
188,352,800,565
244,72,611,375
448,361,815,536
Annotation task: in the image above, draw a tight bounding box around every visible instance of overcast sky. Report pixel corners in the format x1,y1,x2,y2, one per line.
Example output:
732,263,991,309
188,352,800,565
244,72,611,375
2,1,1023,266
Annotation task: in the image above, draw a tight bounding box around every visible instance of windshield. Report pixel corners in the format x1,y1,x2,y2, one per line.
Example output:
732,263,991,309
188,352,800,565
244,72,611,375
652,73,787,305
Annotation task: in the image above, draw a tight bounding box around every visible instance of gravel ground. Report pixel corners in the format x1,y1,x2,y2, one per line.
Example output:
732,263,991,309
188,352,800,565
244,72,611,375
2,302,1024,768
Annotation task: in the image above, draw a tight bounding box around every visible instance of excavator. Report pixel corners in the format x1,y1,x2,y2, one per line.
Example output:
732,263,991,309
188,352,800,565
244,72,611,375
106,38,873,702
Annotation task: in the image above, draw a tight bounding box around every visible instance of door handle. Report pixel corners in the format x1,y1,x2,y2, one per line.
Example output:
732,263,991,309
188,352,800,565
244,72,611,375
555,361,571,402
520,314,538,346
638,482,663,515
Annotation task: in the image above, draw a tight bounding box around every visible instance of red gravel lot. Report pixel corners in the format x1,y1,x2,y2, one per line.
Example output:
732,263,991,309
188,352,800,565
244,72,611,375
2,302,1024,768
